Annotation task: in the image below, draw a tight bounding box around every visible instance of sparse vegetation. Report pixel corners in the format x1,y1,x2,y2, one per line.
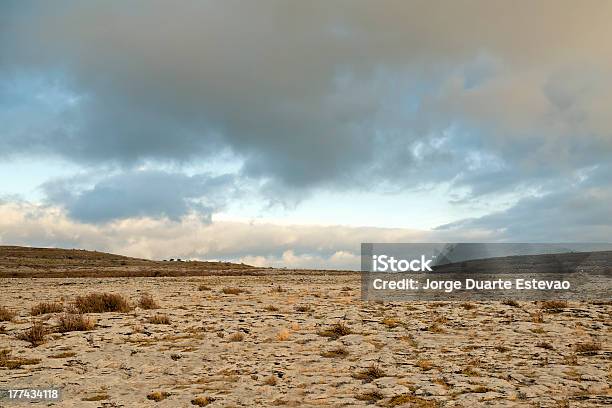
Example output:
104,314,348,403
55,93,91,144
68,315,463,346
264,375,277,386
355,390,384,403
138,293,159,309
460,302,476,310
229,332,245,342
0,306,16,322
147,314,171,325
575,341,601,354
49,351,77,359
502,299,520,307
82,394,109,401
31,301,64,315
17,321,47,346
353,364,386,382
275,329,290,341
321,346,349,358
540,300,568,311
264,305,279,312
56,313,96,332
416,359,434,371
0,349,41,369
222,287,244,295
531,311,544,323
198,284,212,291
74,293,132,313
382,317,401,328
318,322,352,339
294,304,311,312
536,341,554,350
191,396,215,406
386,394,438,408
147,391,171,402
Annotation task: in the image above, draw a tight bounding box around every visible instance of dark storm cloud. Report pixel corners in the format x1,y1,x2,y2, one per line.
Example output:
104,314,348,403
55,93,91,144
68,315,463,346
42,170,236,223
0,0,611,239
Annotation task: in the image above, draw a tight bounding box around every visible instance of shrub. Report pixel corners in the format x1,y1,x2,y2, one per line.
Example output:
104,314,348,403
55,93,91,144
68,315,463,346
294,305,311,312
0,306,16,322
353,364,385,382
263,376,277,386
355,390,384,403
56,313,96,333
191,396,215,406
275,329,290,341
318,322,352,340
147,391,170,402
17,321,47,347
0,349,41,369
320,346,349,358
147,314,171,325
74,293,132,313
222,287,244,295
540,300,568,311
229,332,245,342
138,293,159,310
575,342,601,354
264,305,279,312
31,302,64,316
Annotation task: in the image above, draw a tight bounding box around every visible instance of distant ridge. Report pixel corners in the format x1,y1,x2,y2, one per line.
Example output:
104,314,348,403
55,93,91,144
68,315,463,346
0,245,256,278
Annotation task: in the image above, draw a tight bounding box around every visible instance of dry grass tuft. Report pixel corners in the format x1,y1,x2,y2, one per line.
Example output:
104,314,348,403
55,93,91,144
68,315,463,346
0,306,16,322
74,293,132,313
355,390,384,403
353,364,386,382
536,341,554,350
222,287,245,295
82,394,109,401
229,332,245,342
460,302,476,310
318,322,352,340
275,329,290,341
264,305,279,312
294,304,311,312
382,317,401,328
386,394,438,407
138,293,159,309
17,321,47,347
416,359,434,371
49,351,77,359
321,346,349,358
0,349,41,369
531,311,544,323
263,375,278,386
502,299,520,307
191,396,215,406
147,314,171,325
575,341,601,354
540,300,568,311
56,313,96,332
147,391,171,402
31,302,64,316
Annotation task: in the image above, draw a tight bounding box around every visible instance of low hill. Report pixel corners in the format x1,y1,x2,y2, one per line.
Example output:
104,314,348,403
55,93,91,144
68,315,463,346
0,245,259,278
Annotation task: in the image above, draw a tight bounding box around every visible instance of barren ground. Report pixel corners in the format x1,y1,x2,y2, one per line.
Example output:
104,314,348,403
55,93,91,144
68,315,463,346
0,275,610,407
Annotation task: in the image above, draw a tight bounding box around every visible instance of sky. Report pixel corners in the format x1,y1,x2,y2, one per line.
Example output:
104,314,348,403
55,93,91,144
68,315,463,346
1,1,611,269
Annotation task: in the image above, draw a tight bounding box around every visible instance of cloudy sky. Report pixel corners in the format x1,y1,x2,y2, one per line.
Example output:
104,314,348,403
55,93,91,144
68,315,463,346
1,1,611,269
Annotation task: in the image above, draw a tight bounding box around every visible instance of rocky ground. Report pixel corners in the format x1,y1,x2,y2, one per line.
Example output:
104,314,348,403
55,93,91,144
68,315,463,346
0,275,610,407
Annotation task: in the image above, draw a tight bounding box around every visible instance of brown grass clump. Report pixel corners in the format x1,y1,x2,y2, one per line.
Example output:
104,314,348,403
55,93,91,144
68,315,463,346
147,391,171,402
318,322,352,340
147,314,171,325
575,341,601,354
416,359,434,371
321,346,349,358
0,306,16,322
536,341,554,350
74,293,132,313
382,317,401,328
531,311,544,323
198,284,212,291
294,304,311,312
263,375,278,386
353,364,386,382
49,351,77,359
426,323,445,333
56,313,96,332
138,293,159,309
0,349,41,369
540,300,568,311
460,302,476,310
502,299,520,307
264,305,279,312
31,302,64,316
229,332,245,342
355,390,384,403
17,321,47,347
191,396,215,406
82,394,109,401
221,287,244,295
275,329,290,341
386,394,438,407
